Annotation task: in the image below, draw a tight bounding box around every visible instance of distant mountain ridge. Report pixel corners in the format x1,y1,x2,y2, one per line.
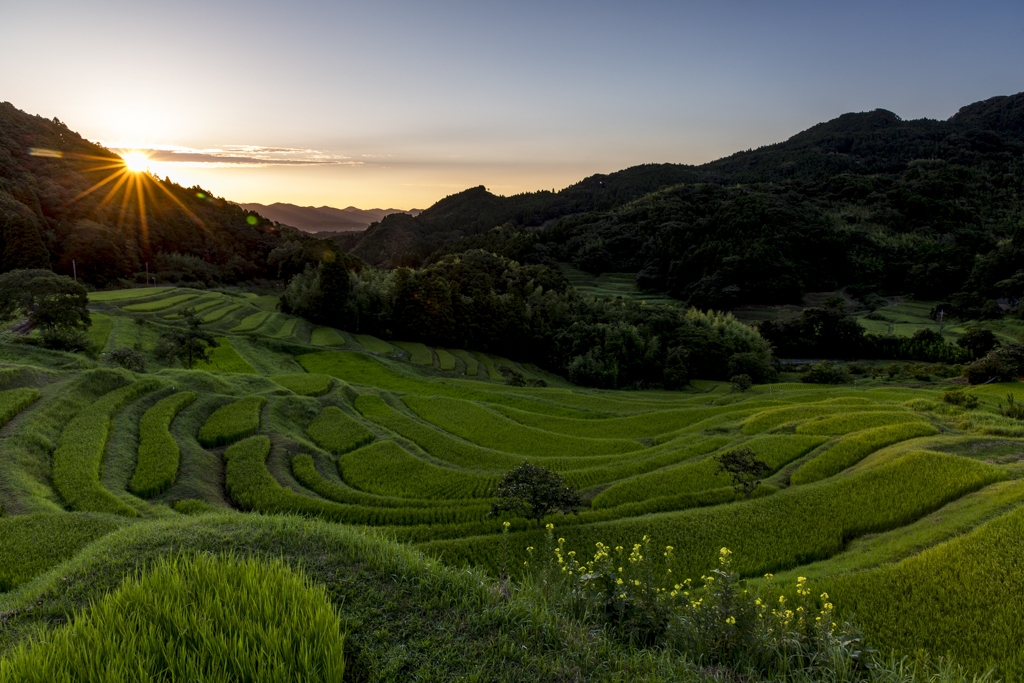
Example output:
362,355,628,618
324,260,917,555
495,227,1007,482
236,202,421,233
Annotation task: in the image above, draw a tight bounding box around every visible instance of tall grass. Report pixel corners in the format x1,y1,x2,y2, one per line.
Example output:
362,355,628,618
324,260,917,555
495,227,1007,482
791,422,940,485
0,388,39,427
340,440,498,499
306,406,374,454
193,336,257,374
403,395,645,457
310,327,347,346
353,333,395,354
796,411,926,436
301,351,596,417
424,451,1005,581
200,303,243,323
393,341,434,365
449,349,479,375
592,434,826,508
825,505,1024,681
129,391,197,498
123,293,200,312
0,553,346,682
87,287,176,302
435,348,457,371
230,310,273,333
270,373,335,396
197,396,266,447
0,513,122,591
52,380,161,516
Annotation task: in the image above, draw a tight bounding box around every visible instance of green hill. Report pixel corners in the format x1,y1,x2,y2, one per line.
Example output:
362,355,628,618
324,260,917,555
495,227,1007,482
2,287,1024,680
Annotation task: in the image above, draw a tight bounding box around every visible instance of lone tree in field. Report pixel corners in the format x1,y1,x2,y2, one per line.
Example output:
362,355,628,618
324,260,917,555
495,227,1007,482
0,269,91,350
154,308,220,369
490,462,582,530
714,447,771,499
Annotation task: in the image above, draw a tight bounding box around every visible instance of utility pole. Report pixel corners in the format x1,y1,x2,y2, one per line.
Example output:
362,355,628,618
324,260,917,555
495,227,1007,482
72,260,76,283
146,262,149,287
937,309,945,333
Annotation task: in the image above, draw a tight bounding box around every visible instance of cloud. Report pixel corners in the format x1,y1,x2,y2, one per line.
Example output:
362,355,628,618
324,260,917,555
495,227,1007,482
99,141,362,167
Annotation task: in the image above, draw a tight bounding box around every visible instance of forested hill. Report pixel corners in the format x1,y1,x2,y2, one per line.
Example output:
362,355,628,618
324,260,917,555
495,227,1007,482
0,103,311,288
337,93,1024,309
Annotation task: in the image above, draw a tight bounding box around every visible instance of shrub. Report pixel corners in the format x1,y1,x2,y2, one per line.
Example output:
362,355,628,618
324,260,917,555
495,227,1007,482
499,364,527,387
306,406,374,454
105,347,147,373
730,374,753,392
801,362,850,385
0,553,346,682
197,396,266,447
130,391,196,498
999,393,1024,420
941,390,979,409
52,380,162,515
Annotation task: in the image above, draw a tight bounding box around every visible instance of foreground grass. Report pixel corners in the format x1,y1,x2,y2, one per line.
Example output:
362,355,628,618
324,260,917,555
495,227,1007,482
1,552,346,682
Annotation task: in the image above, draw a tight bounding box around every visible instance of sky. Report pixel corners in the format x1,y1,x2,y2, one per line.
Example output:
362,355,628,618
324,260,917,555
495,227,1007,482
2,0,1022,209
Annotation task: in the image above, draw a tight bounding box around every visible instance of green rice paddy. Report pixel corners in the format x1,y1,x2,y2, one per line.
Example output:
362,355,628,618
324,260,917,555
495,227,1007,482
2,287,1024,681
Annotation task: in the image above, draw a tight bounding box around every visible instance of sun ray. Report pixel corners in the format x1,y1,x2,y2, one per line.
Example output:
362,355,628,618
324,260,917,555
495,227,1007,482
64,169,126,206
97,170,132,209
136,173,149,251
148,175,206,228
117,173,136,230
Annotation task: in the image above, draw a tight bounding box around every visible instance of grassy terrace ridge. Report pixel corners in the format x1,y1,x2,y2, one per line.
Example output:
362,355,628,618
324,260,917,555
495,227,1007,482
3,285,1024,680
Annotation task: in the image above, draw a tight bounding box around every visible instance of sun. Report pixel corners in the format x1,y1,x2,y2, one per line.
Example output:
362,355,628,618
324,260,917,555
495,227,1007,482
121,151,149,172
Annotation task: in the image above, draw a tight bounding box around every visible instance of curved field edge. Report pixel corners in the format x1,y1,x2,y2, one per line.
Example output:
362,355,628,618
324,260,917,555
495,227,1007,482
0,514,702,682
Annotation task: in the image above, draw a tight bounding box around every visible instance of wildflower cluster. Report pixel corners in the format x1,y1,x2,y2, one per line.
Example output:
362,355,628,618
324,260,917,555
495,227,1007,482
527,531,870,677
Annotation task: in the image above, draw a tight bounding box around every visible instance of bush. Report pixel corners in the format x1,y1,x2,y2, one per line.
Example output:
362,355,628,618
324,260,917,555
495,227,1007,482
0,553,346,682
499,364,527,387
941,390,979,409
197,396,266,447
730,374,753,392
801,362,850,385
105,347,147,373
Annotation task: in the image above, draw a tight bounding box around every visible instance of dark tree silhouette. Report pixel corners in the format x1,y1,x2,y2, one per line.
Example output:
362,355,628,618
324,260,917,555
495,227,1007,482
489,462,582,530
714,447,772,499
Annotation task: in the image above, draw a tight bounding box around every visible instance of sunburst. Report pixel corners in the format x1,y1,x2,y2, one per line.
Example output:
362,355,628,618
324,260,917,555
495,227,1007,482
36,146,208,254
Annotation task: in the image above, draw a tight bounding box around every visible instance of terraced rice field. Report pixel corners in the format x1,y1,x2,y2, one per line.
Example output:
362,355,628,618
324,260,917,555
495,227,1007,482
4,287,1024,680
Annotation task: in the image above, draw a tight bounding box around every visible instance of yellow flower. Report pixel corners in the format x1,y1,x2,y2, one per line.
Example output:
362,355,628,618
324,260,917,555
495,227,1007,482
725,616,736,624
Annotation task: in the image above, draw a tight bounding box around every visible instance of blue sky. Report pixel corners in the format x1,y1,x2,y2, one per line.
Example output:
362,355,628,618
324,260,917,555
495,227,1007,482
2,0,1021,208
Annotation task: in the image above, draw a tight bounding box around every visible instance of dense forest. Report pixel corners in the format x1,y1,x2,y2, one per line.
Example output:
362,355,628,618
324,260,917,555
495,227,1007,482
280,247,775,388
342,93,1024,313
0,102,319,288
